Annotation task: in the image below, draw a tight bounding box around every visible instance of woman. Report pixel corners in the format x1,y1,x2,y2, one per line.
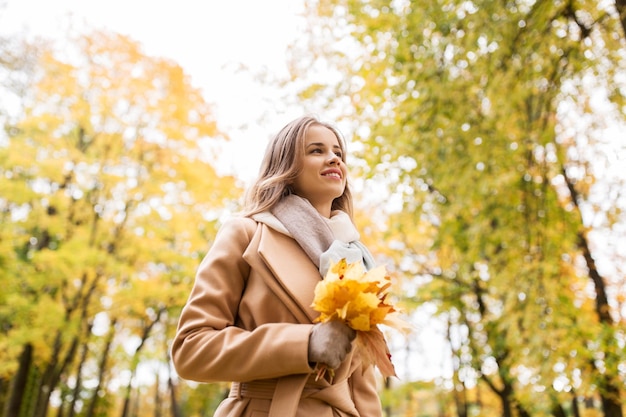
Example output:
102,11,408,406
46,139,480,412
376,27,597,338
171,115,383,417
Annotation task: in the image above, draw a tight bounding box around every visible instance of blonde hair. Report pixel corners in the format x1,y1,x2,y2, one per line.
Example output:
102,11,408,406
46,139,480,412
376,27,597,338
241,115,353,217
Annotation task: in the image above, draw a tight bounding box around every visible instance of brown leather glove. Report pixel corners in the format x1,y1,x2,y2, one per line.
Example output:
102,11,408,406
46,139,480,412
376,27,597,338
308,321,356,369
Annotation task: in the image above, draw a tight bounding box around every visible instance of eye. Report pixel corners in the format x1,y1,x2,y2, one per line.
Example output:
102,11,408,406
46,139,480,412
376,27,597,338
334,151,343,158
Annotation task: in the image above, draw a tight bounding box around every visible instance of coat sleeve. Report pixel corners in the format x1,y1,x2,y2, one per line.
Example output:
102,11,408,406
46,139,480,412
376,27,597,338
171,217,315,383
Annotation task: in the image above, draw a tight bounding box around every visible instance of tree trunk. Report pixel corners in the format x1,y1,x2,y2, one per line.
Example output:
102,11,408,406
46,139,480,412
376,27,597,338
166,350,182,417
152,370,160,417
599,382,623,417
33,329,83,417
551,402,567,417
614,0,626,38
33,268,101,417
3,343,33,417
120,375,134,417
32,334,61,417
562,167,623,417
516,403,531,417
68,328,92,417
500,388,513,417
85,318,117,417
453,387,467,417
571,394,581,417
54,398,65,417
480,374,514,417
0,379,7,417
120,308,165,417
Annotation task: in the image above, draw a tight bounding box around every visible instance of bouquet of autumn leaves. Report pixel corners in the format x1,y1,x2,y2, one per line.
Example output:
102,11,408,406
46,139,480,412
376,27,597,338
311,258,409,380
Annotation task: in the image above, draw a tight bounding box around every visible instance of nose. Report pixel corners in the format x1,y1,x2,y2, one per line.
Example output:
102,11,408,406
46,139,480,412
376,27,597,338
327,152,340,164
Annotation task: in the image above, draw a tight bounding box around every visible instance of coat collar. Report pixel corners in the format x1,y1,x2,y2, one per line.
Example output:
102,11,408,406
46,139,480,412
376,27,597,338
243,223,321,323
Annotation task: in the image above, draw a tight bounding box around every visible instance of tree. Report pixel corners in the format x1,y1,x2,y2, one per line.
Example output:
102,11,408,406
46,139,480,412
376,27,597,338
293,0,626,415
0,30,240,417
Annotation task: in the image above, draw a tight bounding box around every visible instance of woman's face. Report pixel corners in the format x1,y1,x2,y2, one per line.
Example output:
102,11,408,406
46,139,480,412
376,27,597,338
292,124,347,217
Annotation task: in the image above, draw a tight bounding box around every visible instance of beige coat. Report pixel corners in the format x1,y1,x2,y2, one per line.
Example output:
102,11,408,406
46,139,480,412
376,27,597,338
171,216,383,417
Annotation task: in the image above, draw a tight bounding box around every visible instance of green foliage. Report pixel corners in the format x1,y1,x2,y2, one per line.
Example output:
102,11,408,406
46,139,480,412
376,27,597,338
294,0,626,414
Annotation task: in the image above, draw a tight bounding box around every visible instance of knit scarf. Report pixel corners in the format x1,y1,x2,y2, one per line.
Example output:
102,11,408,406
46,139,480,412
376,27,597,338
271,194,375,275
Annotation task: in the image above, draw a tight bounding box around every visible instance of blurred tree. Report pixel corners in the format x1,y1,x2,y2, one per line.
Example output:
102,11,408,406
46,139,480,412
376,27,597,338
293,0,626,415
615,0,626,35
0,31,240,417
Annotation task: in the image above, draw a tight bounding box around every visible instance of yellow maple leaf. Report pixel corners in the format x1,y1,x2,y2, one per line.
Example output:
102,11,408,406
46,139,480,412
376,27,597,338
311,258,409,379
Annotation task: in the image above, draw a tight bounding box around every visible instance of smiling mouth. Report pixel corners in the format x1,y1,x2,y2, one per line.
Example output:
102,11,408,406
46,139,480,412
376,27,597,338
322,172,342,179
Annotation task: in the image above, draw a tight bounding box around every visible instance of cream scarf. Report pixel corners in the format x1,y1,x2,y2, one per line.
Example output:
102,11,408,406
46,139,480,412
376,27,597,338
254,194,375,275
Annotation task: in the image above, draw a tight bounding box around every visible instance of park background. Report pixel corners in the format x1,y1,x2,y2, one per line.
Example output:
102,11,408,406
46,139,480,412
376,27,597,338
1,0,625,416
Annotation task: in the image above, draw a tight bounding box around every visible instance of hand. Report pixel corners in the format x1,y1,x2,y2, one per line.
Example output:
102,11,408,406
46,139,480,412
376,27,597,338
308,321,356,369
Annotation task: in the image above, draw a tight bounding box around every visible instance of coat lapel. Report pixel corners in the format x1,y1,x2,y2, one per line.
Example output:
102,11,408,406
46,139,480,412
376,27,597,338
243,224,320,323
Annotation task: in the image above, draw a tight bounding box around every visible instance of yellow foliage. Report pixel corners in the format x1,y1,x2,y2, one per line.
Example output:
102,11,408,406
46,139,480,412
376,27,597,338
0,30,240,394
312,259,395,331
311,259,410,378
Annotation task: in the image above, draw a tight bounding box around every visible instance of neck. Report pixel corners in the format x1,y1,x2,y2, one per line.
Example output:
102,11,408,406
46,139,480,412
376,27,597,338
316,206,331,218
307,199,332,218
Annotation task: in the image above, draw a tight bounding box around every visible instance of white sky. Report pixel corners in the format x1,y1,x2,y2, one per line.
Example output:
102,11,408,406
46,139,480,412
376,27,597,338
0,0,308,182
